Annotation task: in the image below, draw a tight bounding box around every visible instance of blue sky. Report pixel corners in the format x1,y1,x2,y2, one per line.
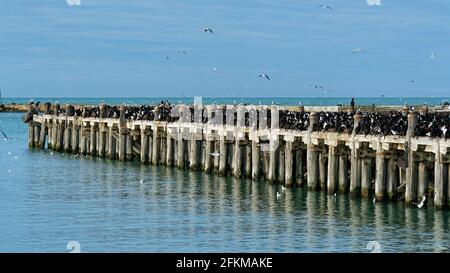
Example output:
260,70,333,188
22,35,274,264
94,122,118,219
0,0,450,98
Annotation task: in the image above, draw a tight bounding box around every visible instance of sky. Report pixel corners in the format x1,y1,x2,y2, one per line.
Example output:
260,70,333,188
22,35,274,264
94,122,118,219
0,0,450,98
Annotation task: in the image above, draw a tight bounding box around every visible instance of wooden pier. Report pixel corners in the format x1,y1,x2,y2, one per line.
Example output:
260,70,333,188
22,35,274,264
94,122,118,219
26,103,450,210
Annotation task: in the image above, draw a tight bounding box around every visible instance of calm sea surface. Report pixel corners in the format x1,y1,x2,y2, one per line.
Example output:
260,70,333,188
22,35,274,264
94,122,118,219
0,106,449,252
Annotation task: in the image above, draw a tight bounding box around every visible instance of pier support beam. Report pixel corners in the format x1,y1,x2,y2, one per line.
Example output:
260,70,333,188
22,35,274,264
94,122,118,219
285,141,293,187
166,136,174,166
307,146,319,190
177,137,185,169
28,123,35,148
90,124,97,156
361,158,372,198
417,161,429,200
190,138,199,171
98,125,106,158
140,128,149,164
72,124,79,154
38,122,48,149
233,141,242,178
152,129,159,165
204,140,212,173
338,153,349,194
218,138,227,175
434,151,447,210
405,157,418,205
319,150,327,191
251,140,260,181
244,144,252,178
327,146,338,194
387,157,399,201
295,149,304,187
268,140,278,182
375,150,387,201
126,133,133,161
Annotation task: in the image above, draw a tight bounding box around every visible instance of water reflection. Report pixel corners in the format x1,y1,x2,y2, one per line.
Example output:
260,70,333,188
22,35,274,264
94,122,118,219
0,113,449,252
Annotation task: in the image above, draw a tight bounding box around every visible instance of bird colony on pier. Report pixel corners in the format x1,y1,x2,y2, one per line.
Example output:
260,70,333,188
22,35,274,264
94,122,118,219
24,102,450,210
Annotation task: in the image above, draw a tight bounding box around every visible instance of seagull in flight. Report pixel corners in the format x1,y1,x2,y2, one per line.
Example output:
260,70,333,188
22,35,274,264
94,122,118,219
0,127,8,140
210,152,222,157
258,74,270,81
309,83,330,93
412,195,426,208
178,50,187,55
317,4,333,10
204,28,214,34
352,48,366,54
430,50,437,59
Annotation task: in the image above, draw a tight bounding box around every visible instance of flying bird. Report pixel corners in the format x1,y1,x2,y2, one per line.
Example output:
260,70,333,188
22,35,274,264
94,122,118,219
430,50,437,59
204,28,214,34
352,48,366,54
317,4,333,10
367,0,382,6
66,0,81,6
210,152,222,157
309,83,330,93
258,74,270,81
178,50,187,55
412,195,427,208
0,127,8,140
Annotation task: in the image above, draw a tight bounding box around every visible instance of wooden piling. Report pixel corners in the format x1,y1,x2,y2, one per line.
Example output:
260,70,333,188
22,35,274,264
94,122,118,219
251,140,260,181
338,153,349,193
244,144,252,178
319,150,327,191
417,161,429,200
152,129,159,165
387,157,399,201
285,141,293,187
327,146,338,194
361,158,372,198
375,149,387,201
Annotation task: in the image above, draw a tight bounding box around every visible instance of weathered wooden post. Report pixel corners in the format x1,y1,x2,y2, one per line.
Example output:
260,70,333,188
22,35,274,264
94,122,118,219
327,144,338,194
27,103,35,148
126,130,133,161
285,140,293,187
387,157,399,201
118,105,127,161
350,113,362,197
417,159,429,200
361,144,372,198
405,112,418,205
72,123,79,154
204,139,212,172
90,122,97,156
434,144,448,210
375,144,387,201
295,149,305,187
307,112,319,190
98,104,107,157
108,126,116,159
244,143,252,178
319,149,327,191
140,126,149,164
338,152,349,193
218,135,227,176
251,138,260,181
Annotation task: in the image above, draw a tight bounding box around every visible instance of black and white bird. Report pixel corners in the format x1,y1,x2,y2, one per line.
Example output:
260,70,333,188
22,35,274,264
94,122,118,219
258,74,270,81
317,4,333,10
204,28,214,34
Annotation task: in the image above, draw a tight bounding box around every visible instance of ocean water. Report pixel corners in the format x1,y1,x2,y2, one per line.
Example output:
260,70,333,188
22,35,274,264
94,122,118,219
2,97,450,107
0,112,449,252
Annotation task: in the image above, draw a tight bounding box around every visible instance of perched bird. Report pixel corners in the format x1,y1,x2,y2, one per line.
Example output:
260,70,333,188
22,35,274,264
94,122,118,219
258,74,270,81
317,4,333,10
204,28,214,34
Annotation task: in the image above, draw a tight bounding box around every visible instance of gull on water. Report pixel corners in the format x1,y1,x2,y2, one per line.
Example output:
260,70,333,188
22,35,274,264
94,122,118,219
281,185,286,191
258,74,270,81
276,192,282,199
412,195,427,208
